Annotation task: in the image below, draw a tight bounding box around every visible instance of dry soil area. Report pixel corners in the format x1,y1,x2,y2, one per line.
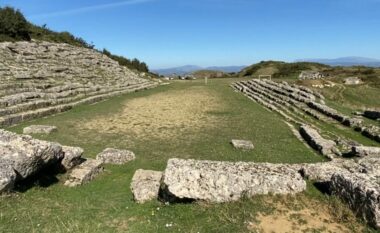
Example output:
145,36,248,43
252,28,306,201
80,86,225,141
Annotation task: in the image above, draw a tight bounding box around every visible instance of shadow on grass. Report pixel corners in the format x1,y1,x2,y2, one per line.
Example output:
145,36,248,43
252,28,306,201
13,164,65,193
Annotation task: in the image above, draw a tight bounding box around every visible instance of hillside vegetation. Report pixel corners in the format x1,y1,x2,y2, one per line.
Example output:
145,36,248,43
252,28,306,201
0,6,149,73
240,60,380,85
239,61,329,78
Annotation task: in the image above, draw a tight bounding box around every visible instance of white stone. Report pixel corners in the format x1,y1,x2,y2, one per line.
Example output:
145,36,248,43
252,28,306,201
231,140,254,150
96,148,135,165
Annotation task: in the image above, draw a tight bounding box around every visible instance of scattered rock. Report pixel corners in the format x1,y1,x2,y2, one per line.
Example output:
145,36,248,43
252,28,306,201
352,146,380,157
61,146,84,170
231,139,254,150
96,148,135,165
161,158,306,203
131,169,163,203
64,159,104,187
23,125,57,135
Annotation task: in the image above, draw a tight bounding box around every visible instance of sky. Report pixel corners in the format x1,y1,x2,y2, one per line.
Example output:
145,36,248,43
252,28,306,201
1,0,380,69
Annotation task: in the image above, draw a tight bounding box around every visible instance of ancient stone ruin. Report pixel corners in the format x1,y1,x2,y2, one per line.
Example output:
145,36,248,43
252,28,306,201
228,79,380,228
0,41,157,127
161,158,306,203
298,71,324,80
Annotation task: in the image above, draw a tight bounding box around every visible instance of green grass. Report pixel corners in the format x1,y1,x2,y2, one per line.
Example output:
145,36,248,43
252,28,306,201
0,78,375,232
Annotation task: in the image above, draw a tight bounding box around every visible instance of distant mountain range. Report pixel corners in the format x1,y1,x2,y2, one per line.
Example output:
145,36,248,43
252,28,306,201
153,65,246,76
296,57,380,67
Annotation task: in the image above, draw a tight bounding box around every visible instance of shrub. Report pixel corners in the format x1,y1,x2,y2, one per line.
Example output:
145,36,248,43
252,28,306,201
0,6,31,41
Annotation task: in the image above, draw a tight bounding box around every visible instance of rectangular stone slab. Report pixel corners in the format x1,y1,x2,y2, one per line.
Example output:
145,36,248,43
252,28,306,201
162,158,306,203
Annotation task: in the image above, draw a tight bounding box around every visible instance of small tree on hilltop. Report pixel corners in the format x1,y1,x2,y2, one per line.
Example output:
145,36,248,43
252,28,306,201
0,7,31,41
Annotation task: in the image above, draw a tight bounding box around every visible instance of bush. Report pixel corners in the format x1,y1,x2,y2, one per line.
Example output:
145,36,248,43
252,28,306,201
0,6,31,41
102,49,149,72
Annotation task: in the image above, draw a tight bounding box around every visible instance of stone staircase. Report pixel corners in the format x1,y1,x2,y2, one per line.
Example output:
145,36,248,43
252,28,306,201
0,40,157,127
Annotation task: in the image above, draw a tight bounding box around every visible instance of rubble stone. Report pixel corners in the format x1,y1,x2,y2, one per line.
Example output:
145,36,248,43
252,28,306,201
64,159,104,187
131,169,163,203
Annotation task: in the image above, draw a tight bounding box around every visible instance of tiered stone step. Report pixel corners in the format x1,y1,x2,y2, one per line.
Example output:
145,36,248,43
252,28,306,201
234,79,380,143
0,81,156,127
0,40,158,126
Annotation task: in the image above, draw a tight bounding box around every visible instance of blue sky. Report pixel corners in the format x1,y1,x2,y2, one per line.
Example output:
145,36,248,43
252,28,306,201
1,0,380,69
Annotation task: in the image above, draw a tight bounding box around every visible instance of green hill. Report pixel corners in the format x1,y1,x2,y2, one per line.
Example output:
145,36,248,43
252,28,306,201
239,61,380,86
239,61,330,78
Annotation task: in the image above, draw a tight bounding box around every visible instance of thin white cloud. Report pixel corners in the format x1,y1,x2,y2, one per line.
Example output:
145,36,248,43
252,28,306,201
28,0,153,19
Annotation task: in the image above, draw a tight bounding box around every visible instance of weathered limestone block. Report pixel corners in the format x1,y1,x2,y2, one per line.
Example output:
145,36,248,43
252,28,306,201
331,173,380,229
352,146,380,157
61,146,84,170
0,161,17,194
23,125,57,135
231,140,254,150
299,125,337,159
131,169,163,203
307,102,348,122
162,158,306,203
96,148,135,165
64,159,104,187
299,159,359,182
0,129,63,179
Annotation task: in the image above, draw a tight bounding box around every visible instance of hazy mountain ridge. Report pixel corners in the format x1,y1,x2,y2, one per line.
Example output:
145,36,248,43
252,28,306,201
153,65,246,76
296,57,380,67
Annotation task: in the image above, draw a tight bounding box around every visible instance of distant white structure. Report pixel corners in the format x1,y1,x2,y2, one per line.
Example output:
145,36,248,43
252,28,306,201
344,77,362,85
258,75,272,80
299,71,324,80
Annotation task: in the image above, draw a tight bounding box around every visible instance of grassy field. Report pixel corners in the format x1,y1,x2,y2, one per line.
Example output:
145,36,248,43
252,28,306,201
0,78,376,232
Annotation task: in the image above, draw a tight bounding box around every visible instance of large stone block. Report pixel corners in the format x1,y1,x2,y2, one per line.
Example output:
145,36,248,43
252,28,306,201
299,124,337,159
131,169,163,203
162,158,306,203
0,129,63,179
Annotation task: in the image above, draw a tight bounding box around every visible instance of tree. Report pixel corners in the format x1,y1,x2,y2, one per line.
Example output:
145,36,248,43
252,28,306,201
0,7,31,41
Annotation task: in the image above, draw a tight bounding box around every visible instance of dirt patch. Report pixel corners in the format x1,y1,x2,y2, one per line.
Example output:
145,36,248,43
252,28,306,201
248,196,361,233
80,86,225,140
